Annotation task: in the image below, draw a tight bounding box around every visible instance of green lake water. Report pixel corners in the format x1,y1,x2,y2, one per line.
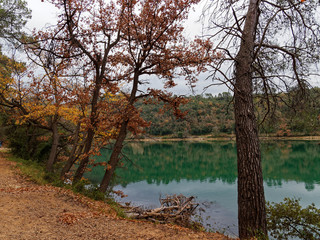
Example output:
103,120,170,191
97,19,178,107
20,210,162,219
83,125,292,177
86,141,320,237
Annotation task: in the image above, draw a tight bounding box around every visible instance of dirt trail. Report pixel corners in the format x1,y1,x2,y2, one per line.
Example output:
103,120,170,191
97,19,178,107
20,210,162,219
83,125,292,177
0,152,234,240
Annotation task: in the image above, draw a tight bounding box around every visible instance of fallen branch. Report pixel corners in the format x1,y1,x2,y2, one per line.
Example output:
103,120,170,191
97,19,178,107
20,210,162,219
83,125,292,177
124,194,199,227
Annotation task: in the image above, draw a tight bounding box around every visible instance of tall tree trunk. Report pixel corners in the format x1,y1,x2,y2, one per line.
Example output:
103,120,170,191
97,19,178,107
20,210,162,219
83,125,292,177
234,0,267,239
72,78,102,184
73,127,95,183
46,120,59,172
27,125,38,158
60,143,84,180
99,120,128,193
60,123,83,180
98,71,140,193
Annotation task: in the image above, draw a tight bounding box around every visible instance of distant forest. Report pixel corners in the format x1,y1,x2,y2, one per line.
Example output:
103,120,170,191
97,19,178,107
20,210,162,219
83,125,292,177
137,87,320,138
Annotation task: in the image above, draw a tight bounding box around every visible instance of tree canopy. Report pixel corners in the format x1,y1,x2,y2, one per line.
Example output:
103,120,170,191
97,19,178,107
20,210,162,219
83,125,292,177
1,0,215,194
0,0,31,47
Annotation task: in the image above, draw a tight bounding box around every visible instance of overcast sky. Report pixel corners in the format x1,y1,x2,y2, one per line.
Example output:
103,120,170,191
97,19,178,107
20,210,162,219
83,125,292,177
25,0,57,31
24,0,228,96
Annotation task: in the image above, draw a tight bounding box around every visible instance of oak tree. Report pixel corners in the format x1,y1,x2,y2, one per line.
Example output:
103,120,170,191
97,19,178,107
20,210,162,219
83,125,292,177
28,0,126,180
98,0,216,192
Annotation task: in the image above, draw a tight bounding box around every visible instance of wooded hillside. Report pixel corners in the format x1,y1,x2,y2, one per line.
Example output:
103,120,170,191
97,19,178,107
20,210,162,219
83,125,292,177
138,88,320,138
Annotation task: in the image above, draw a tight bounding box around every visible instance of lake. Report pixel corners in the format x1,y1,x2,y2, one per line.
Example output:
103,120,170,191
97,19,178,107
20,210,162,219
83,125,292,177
86,140,320,238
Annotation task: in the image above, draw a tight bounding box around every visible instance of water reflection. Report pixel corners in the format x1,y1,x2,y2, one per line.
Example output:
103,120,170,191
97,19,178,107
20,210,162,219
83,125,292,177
89,141,320,191
261,141,320,190
86,140,320,237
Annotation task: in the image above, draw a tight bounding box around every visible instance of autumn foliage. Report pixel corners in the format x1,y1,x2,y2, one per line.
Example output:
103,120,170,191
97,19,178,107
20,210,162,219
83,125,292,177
0,0,216,192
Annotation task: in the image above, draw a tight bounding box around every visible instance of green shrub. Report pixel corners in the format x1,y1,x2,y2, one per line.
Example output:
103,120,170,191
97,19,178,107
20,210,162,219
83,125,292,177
71,180,106,201
6,125,51,163
267,198,320,240
105,198,127,218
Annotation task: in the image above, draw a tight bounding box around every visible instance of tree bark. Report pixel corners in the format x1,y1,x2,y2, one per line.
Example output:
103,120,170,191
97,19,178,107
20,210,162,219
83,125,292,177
60,123,83,180
72,77,102,184
234,0,267,239
46,119,59,172
73,127,95,183
98,67,141,193
98,120,128,193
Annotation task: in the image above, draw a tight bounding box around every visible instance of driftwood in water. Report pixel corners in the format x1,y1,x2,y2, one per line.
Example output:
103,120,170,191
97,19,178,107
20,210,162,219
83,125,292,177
124,194,199,227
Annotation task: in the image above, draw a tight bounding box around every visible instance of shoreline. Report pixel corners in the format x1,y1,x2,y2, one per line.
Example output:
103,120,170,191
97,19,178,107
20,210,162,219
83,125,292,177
0,151,234,240
131,135,320,142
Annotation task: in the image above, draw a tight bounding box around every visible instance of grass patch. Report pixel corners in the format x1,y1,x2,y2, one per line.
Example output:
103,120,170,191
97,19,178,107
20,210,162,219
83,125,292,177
7,154,49,185
5,152,127,217
105,197,128,218
71,180,106,201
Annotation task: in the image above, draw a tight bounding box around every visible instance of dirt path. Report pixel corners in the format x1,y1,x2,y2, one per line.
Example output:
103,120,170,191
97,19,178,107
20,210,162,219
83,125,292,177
0,152,234,240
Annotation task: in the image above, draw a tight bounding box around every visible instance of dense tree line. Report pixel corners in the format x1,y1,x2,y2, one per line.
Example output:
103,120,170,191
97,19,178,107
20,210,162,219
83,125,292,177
137,92,234,137
138,88,320,138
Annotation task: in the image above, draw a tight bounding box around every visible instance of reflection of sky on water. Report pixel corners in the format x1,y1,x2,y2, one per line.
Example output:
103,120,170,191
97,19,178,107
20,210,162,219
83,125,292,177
113,179,238,237
113,178,320,238
264,180,320,207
